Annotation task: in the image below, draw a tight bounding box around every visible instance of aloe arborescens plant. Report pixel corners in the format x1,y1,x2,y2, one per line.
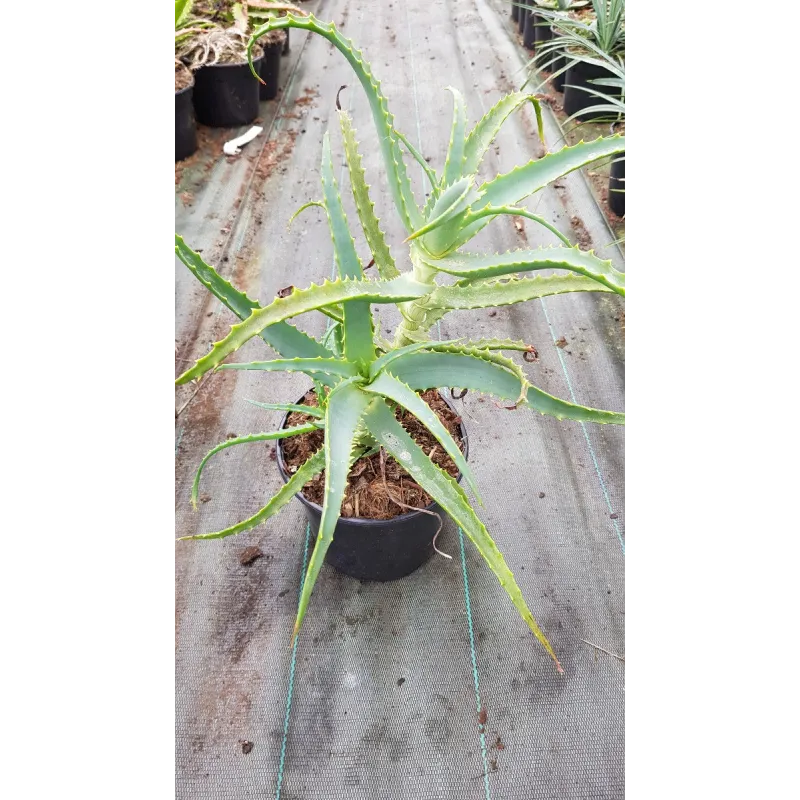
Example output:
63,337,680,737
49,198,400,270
176,14,625,673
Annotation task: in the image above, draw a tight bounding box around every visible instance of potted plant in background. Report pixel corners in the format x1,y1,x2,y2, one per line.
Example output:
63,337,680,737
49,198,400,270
245,2,309,99
176,14,625,673
532,0,624,120
528,1,590,67
175,60,197,161
518,0,531,36
175,0,211,160
247,1,307,57
559,52,624,216
177,3,264,127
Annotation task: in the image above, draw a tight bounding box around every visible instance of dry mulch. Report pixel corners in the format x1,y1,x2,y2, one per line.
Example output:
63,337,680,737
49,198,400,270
280,389,464,520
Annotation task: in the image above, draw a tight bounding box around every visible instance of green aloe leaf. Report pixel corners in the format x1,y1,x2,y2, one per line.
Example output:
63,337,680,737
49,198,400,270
428,246,625,295
175,0,193,28
476,136,626,209
247,14,422,232
320,131,374,369
363,372,481,501
190,425,318,509
293,379,374,640
427,273,613,310
179,448,326,541
395,129,439,192
368,338,461,379
245,399,325,419
463,92,544,175
386,351,624,424
363,398,562,671
449,337,537,353
419,342,531,404
459,205,573,247
338,110,400,280
442,87,468,186
406,176,479,243
175,235,334,366
217,357,361,379
175,274,429,385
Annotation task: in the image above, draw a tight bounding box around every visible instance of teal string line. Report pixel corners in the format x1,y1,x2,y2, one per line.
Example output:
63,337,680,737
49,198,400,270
460,530,493,800
274,522,311,800
538,297,625,554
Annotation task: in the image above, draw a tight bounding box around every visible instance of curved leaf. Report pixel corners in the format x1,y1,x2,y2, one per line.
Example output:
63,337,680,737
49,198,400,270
217,357,360,378
463,92,543,175
459,205,573,247
368,338,461,379
362,398,562,671
179,448,325,541
338,109,400,280
247,14,422,232
175,235,334,365
175,274,429,385
406,176,478,243
386,351,624,424
293,380,374,640
245,399,325,419
320,131,374,368
442,87,468,186
190,426,317,509
475,135,625,209
429,246,625,295
427,273,613,310
395,129,439,191
363,371,481,501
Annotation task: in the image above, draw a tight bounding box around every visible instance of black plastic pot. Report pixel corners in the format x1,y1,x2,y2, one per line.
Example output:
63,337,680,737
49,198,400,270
277,391,468,582
175,84,197,162
511,2,519,23
518,2,529,34
563,57,621,121
551,48,567,92
282,27,290,55
522,9,536,50
534,14,553,48
259,40,283,100
191,54,263,128
608,155,625,216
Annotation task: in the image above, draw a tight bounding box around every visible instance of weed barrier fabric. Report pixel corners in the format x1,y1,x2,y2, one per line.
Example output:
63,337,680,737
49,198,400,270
175,0,624,797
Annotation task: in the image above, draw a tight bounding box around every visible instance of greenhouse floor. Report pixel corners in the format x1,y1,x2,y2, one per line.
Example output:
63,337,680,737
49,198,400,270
175,0,625,797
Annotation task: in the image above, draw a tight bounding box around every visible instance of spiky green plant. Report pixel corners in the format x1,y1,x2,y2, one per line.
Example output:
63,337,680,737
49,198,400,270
175,0,214,47
175,14,625,672
528,0,624,91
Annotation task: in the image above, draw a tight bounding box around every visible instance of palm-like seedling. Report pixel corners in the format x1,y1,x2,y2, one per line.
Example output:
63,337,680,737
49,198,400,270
175,14,625,672
527,0,624,103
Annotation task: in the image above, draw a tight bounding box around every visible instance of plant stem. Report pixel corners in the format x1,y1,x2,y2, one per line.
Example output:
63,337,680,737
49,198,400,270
393,246,437,347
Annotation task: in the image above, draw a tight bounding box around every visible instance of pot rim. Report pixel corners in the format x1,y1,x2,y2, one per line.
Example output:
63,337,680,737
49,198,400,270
175,82,194,96
192,53,264,70
276,388,469,526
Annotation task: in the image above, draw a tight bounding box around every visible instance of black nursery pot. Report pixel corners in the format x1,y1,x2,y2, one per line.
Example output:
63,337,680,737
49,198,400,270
518,3,529,34
550,47,567,92
277,392,468,582
175,84,197,162
522,9,536,50
563,57,621,121
511,2,519,23
608,154,625,216
282,27,290,55
534,14,553,47
192,54,263,127
259,40,283,101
